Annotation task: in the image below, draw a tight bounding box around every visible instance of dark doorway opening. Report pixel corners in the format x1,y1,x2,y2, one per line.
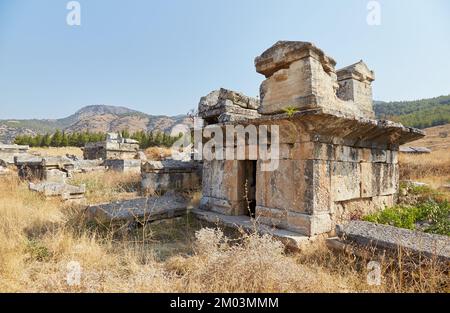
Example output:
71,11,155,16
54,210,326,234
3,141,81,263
243,160,257,218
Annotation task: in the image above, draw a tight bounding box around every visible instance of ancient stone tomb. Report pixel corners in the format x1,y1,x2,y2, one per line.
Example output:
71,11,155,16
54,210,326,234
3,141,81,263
83,132,140,161
197,41,424,237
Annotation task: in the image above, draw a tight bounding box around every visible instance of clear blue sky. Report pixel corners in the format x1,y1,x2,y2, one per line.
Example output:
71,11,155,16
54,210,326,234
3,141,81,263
0,0,449,119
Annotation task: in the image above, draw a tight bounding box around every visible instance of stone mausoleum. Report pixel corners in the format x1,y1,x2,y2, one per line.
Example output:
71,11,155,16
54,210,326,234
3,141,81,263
197,41,424,237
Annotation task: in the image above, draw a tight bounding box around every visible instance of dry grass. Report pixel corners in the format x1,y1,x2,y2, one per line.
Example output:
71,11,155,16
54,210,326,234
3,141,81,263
408,124,450,151
0,170,448,292
1,141,449,292
399,123,450,188
30,147,83,157
144,147,172,161
69,171,141,204
399,148,450,190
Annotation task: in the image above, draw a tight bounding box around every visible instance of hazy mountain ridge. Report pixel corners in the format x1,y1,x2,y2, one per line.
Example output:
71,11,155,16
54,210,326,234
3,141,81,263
0,105,191,143
2,94,450,143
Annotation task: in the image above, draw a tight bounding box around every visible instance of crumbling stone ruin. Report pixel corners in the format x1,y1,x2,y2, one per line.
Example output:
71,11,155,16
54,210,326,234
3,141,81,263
83,132,140,160
15,155,74,183
0,143,29,165
197,41,425,237
83,132,142,173
15,155,85,202
141,160,202,195
198,88,260,124
29,181,86,203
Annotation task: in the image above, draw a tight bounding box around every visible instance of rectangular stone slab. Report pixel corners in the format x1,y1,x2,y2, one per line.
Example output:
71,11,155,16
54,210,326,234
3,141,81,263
87,194,189,224
337,221,450,262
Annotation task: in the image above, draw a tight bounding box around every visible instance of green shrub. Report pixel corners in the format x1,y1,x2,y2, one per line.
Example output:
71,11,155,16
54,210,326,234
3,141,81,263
363,200,450,236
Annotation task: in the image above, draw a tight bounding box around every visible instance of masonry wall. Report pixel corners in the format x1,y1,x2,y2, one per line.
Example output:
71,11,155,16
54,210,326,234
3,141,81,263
254,135,398,236
199,128,399,237
200,160,250,216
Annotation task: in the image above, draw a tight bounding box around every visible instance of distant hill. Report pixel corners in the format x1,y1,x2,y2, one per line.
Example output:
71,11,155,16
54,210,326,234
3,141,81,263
0,105,191,143
405,123,450,151
374,95,450,129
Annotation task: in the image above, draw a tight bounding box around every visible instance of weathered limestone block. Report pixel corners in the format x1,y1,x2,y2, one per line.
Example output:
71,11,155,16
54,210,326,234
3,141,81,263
386,150,398,164
256,159,307,213
200,196,247,216
360,163,398,197
286,211,332,236
0,143,29,165
255,41,376,119
337,61,375,119
29,181,85,201
335,145,361,162
200,160,249,215
303,160,331,213
87,193,189,224
105,159,141,173
331,194,395,225
141,160,201,194
255,206,288,229
45,169,69,183
198,88,260,124
337,221,450,262
331,161,361,201
73,159,106,173
291,142,335,161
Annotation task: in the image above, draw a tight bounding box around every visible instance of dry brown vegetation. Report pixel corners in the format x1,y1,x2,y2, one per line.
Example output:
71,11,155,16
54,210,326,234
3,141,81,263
144,147,173,161
408,124,450,151
399,148,450,190
399,124,450,189
30,147,83,158
0,169,448,293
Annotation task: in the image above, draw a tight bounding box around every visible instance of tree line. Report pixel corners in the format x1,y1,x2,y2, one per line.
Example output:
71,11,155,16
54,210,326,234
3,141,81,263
374,95,450,129
14,130,183,149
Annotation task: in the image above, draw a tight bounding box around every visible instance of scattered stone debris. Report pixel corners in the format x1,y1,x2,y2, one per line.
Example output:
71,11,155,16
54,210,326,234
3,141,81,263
15,155,86,202
29,181,86,203
399,146,432,154
328,221,449,262
83,132,140,160
0,143,29,165
141,160,202,194
86,193,189,224
197,40,425,237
